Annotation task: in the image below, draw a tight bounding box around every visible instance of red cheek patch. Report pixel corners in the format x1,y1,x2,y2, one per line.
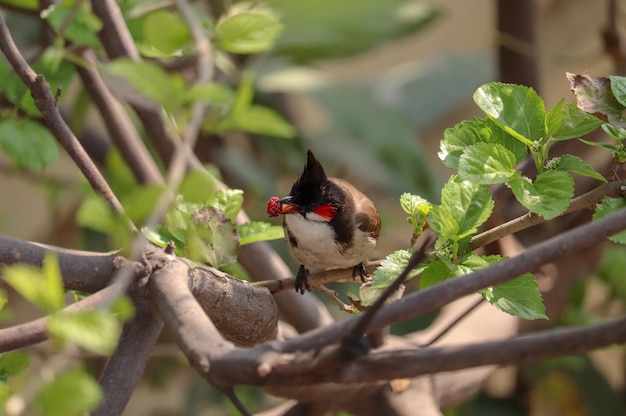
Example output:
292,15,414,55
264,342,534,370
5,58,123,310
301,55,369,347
313,203,337,220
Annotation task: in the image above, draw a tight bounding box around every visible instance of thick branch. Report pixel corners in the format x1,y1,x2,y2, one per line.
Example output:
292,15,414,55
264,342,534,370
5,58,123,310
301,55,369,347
94,304,163,416
0,233,121,292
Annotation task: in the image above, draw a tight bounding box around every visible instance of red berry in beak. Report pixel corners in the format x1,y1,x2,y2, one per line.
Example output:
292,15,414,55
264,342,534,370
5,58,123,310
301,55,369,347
267,196,282,217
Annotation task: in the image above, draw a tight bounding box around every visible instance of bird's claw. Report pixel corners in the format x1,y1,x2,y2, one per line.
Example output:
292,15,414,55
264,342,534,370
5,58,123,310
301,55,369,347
352,262,368,283
295,265,312,295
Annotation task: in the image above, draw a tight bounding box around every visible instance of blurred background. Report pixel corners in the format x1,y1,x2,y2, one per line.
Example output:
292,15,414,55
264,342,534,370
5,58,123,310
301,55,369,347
1,0,625,415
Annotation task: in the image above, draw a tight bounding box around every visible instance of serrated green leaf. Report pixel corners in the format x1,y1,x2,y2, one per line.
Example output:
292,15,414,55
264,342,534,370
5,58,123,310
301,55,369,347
0,119,59,171
552,103,603,140
609,75,626,108
237,221,284,245
47,310,120,355
399,193,431,216
187,206,240,267
2,253,64,313
41,3,102,48
33,368,102,416
509,171,574,220
461,252,502,269
142,10,191,56
545,98,564,137
602,123,626,141
480,274,547,320
458,142,517,184
206,189,244,223
429,176,494,241
420,259,455,289
0,351,30,379
547,154,607,182
439,117,527,169
216,11,282,54
370,249,423,289
593,197,626,244
103,59,185,112
358,285,386,308
473,82,546,145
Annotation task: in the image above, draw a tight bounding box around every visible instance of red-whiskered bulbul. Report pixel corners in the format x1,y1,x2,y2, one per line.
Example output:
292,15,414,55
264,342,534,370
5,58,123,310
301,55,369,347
267,150,381,294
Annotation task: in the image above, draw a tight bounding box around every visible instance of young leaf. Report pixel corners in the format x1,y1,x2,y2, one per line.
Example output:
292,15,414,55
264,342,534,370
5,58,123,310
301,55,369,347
47,310,121,355
609,75,626,108
602,123,626,141
0,119,59,172
206,189,244,223
473,82,546,145
458,142,517,184
216,11,282,54
509,171,573,220
545,98,564,137
429,176,494,241
420,259,456,289
370,249,423,289
142,10,191,56
32,369,103,416
593,197,626,244
0,351,30,382
480,273,547,320
2,253,64,313
551,103,603,140
237,221,284,245
547,154,607,183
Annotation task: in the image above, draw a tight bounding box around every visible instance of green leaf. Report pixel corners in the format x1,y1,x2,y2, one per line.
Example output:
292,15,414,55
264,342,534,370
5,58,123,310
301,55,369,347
0,119,59,171
399,193,432,216
420,259,455,289
185,83,235,107
47,310,120,355
429,176,494,241
602,123,626,142
218,104,296,138
609,75,626,108
206,189,244,223
480,274,547,320
103,59,185,112
593,197,626,244
187,206,240,267
439,117,527,169
0,351,30,381
371,249,423,289
552,103,603,140
545,98,564,137
121,185,165,224
458,142,517,184
358,285,386,308
41,3,102,48
473,82,546,145
547,154,607,182
142,10,191,56
2,253,65,313
33,368,103,416
216,11,282,54
179,170,217,204
237,221,284,245
509,171,574,220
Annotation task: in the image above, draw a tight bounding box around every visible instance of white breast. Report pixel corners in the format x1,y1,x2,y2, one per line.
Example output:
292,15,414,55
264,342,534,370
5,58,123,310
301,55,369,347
283,214,376,273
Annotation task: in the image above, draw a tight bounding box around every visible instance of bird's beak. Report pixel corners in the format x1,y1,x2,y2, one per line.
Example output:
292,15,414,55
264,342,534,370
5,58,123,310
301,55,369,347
278,196,302,214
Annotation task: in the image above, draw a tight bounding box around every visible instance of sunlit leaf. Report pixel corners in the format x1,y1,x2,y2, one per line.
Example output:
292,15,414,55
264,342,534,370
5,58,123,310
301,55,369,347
216,11,282,54
142,10,191,56
237,221,284,245
547,154,607,183
0,119,59,171
0,351,30,382
458,142,517,184
480,274,547,320
509,171,574,220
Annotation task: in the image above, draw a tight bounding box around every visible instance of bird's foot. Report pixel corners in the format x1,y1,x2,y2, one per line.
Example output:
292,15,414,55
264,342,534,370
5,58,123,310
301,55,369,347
352,262,369,283
295,265,312,295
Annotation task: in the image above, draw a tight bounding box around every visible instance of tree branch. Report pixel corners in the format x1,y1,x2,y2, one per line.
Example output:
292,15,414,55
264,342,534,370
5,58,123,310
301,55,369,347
94,304,163,416
0,286,120,353
0,14,133,229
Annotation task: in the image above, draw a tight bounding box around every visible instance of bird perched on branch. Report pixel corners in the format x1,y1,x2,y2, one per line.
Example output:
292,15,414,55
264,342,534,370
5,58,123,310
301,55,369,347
267,150,381,294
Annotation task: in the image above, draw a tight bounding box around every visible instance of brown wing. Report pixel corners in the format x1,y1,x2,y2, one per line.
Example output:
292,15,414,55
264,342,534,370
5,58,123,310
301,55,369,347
330,177,381,239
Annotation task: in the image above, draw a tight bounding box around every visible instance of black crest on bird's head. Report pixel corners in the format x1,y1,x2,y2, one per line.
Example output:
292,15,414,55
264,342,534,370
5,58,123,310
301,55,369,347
289,150,328,206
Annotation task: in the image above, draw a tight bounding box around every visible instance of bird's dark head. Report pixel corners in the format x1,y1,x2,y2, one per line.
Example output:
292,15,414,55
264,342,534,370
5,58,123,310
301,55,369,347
276,150,339,221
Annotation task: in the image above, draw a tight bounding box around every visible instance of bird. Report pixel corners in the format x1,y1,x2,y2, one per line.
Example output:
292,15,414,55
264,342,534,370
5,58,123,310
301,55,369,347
267,150,381,294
